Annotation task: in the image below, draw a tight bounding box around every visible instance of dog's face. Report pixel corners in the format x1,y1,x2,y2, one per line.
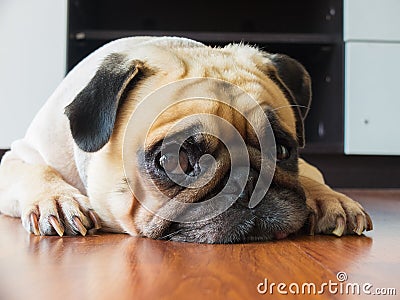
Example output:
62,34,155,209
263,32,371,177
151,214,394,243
65,42,312,243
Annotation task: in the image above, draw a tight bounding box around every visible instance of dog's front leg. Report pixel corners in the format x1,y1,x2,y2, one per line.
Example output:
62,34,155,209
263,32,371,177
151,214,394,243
0,155,101,236
299,159,373,236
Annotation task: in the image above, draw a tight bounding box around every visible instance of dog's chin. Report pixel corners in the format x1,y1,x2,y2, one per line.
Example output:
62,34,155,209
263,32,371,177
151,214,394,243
156,187,309,244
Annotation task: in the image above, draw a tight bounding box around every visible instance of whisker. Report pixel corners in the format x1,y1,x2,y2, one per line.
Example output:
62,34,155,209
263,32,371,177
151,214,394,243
270,104,310,112
252,214,284,232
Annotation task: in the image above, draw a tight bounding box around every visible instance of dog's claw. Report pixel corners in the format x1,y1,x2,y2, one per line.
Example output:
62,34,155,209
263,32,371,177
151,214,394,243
49,215,64,236
353,214,364,235
332,216,345,237
88,210,101,230
29,213,40,236
73,216,87,236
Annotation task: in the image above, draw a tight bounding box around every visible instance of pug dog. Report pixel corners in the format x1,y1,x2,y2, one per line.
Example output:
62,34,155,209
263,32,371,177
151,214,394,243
0,36,372,243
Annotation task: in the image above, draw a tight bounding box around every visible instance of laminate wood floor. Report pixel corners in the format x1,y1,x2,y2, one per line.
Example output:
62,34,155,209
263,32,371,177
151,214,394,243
0,189,399,300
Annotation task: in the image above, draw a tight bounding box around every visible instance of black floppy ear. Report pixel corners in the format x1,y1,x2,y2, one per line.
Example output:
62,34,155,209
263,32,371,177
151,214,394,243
65,53,144,152
267,54,312,147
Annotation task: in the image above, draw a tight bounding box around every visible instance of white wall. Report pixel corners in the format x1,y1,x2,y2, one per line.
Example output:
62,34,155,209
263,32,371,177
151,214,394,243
344,0,400,155
345,42,400,155
344,0,400,42
0,0,67,148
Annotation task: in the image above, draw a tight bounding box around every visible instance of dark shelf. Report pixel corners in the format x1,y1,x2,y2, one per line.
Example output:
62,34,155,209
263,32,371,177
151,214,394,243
300,142,344,155
70,30,342,45
302,153,400,188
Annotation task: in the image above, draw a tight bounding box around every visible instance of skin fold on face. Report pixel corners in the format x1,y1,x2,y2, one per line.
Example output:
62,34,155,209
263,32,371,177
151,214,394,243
131,96,308,244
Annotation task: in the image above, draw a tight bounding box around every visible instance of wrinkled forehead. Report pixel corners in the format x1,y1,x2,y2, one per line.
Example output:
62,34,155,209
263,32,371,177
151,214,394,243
142,77,279,146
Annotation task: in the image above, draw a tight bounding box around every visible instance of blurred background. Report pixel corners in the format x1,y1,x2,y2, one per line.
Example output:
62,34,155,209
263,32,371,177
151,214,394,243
1,0,399,188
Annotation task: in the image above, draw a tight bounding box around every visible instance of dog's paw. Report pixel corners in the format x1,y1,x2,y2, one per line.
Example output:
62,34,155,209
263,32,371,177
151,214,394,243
306,187,373,237
20,184,101,236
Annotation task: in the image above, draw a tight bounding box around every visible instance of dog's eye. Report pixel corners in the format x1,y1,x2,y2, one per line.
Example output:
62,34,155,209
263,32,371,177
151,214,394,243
159,150,190,174
276,144,290,161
